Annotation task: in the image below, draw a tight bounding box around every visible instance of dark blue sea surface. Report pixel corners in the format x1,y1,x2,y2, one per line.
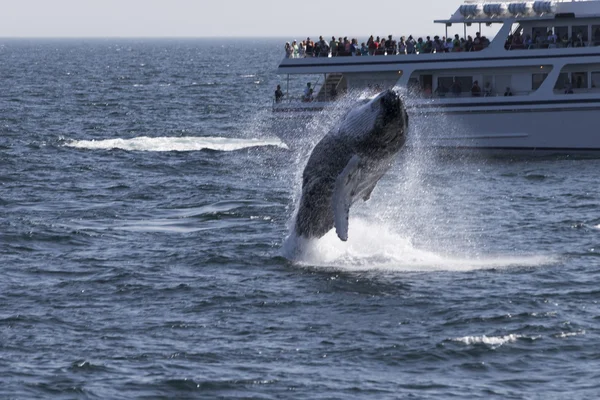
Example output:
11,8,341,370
1,38,600,399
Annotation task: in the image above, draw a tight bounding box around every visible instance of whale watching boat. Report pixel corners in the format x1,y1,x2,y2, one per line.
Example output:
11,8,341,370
273,0,600,153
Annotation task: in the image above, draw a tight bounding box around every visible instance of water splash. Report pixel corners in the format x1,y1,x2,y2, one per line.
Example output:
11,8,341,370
65,136,287,152
281,218,555,272
280,88,556,272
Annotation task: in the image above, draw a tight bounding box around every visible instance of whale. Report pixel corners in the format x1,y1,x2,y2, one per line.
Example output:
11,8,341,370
294,89,408,241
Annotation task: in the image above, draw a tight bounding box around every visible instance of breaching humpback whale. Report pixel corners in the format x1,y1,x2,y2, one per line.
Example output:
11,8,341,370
294,89,408,241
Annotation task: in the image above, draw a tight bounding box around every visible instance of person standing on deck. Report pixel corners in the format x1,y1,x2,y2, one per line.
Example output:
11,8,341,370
275,85,284,103
330,36,338,56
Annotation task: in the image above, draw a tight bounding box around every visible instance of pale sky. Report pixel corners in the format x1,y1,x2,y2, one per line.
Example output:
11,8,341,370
0,0,499,39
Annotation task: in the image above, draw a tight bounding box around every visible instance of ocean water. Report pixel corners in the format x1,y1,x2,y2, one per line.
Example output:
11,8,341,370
2,38,600,399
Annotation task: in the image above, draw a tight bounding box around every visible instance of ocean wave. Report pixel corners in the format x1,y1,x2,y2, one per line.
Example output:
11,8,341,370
554,330,586,338
451,334,524,347
64,136,287,152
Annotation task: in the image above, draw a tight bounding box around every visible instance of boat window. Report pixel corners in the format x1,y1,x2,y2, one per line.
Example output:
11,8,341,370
437,76,473,96
554,26,568,46
532,73,548,90
437,77,453,95
511,23,522,34
572,25,589,45
532,27,548,47
593,26,600,46
592,72,600,88
511,23,525,40
554,72,569,90
483,75,494,95
532,27,548,38
518,25,530,39
494,75,512,95
419,75,433,93
572,72,588,89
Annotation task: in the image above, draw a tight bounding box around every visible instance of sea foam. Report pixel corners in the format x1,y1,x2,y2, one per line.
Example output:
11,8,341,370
281,218,557,272
451,334,524,348
65,136,287,152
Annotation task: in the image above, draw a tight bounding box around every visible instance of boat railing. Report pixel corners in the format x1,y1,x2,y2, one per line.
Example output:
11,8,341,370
272,91,521,107
285,39,600,58
431,90,532,98
283,42,494,59
283,47,489,59
553,87,600,94
507,40,600,50
272,98,329,111
285,36,600,60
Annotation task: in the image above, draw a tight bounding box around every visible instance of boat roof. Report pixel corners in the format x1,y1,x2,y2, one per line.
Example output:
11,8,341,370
434,0,600,25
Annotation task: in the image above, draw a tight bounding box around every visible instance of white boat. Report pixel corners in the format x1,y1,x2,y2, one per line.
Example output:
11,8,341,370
273,0,600,154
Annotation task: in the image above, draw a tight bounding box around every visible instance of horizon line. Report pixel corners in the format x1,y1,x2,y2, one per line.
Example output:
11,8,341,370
0,33,454,40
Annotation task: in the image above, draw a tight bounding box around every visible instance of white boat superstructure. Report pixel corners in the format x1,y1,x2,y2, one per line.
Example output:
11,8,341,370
274,0,600,153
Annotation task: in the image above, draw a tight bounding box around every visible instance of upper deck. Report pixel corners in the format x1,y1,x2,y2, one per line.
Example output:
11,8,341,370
436,0,600,25
277,0,600,75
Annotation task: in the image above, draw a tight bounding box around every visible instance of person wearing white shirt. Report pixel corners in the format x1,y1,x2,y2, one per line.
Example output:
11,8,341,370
547,30,557,48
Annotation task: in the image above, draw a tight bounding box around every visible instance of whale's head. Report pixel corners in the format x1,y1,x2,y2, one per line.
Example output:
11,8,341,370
342,89,407,148
371,89,407,145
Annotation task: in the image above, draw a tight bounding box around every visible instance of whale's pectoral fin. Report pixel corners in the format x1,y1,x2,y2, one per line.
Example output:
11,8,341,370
362,171,385,201
362,181,377,201
333,155,362,241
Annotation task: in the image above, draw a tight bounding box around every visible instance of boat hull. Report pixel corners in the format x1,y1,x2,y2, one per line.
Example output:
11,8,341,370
411,103,600,154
